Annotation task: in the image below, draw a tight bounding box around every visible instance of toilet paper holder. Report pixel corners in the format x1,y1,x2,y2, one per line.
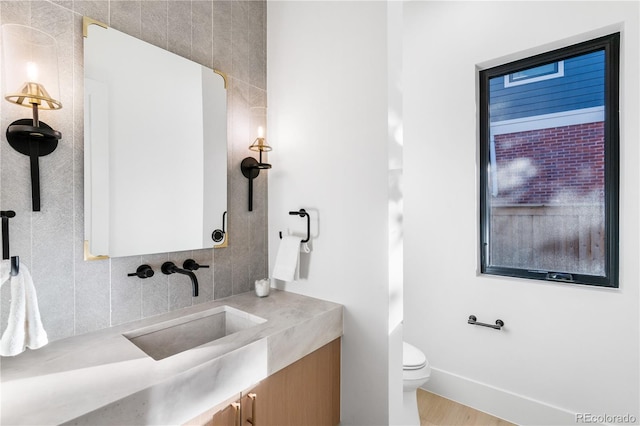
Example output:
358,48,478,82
279,209,310,243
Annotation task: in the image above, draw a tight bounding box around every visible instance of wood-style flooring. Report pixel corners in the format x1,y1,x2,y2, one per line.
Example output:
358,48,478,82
418,389,516,426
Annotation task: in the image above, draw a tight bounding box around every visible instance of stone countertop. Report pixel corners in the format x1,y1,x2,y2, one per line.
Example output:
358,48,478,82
0,290,343,425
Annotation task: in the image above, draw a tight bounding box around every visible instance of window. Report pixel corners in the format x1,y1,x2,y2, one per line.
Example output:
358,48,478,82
479,33,620,288
504,61,564,87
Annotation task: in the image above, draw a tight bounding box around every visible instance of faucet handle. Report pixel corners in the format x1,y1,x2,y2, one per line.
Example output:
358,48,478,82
183,259,209,271
128,264,154,279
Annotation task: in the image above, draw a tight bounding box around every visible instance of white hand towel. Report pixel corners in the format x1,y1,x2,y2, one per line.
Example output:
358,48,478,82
0,261,48,356
273,235,303,282
0,259,10,284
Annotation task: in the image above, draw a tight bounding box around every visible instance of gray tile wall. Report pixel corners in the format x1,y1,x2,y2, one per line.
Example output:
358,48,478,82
0,0,268,342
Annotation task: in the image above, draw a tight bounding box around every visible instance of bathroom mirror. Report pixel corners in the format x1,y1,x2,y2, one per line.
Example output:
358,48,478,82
83,18,227,258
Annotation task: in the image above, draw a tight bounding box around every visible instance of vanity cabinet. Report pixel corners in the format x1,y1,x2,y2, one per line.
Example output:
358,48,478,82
187,338,340,426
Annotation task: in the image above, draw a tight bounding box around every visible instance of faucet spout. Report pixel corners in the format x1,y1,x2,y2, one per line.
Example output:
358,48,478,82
161,261,199,297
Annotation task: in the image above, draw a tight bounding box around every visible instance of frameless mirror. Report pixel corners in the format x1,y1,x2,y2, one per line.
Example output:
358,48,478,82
83,18,228,258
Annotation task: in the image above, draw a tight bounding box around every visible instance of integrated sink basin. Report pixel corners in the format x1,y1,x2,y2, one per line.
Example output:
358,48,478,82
123,305,266,360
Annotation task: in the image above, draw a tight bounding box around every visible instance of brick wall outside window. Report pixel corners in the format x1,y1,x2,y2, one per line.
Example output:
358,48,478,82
493,122,604,205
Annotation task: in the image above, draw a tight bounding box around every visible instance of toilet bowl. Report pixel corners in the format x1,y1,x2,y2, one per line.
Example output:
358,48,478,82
402,341,431,425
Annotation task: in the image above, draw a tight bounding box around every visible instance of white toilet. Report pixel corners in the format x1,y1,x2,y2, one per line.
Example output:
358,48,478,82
402,341,431,425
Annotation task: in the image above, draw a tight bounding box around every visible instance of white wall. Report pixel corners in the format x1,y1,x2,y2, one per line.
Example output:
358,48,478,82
404,2,639,425
387,2,404,423
267,2,397,424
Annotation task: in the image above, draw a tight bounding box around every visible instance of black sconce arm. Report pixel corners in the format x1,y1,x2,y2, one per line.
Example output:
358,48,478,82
241,155,272,212
6,119,61,212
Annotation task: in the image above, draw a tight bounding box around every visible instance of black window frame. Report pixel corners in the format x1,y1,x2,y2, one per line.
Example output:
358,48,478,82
479,33,620,288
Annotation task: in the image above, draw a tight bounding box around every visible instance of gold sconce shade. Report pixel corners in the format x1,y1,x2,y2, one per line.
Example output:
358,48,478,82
6,81,62,110
1,24,62,110
249,132,272,152
249,108,270,152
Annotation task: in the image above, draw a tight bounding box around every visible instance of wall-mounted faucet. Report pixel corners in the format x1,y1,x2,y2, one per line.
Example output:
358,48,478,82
161,261,199,297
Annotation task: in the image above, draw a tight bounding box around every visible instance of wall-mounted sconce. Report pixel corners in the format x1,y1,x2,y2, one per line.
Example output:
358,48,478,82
1,24,62,212
241,107,270,211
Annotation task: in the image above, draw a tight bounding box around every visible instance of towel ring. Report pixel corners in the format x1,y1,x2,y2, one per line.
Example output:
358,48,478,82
279,209,310,243
1,210,19,276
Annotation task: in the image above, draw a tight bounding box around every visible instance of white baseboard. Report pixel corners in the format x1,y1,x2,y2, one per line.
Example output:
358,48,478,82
422,367,578,425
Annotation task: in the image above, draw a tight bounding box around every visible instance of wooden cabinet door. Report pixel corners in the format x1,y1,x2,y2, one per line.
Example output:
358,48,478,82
252,337,340,426
185,338,340,426
211,401,240,426
240,392,257,425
